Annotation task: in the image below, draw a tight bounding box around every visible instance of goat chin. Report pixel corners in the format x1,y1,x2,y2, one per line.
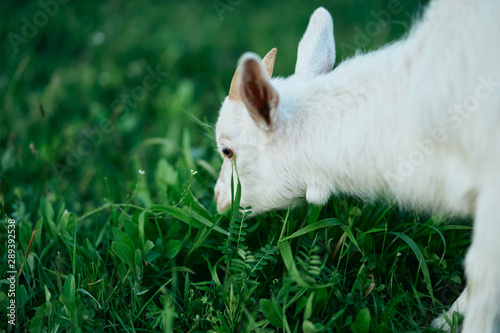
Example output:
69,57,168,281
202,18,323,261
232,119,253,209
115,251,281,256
214,1,500,332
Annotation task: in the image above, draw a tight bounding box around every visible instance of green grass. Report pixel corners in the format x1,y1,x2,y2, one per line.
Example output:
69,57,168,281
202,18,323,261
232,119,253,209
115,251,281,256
0,0,471,332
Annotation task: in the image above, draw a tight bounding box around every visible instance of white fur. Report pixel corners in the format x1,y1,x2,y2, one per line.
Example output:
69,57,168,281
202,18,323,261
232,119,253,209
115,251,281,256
214,1,500,331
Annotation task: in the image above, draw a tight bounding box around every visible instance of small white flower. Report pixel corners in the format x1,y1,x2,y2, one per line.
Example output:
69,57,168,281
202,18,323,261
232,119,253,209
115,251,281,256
190,169,198,175
397,252,402,257
138,170,145,175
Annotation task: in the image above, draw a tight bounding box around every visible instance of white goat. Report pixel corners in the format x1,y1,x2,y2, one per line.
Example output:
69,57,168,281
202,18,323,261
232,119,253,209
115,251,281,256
214,1,500,331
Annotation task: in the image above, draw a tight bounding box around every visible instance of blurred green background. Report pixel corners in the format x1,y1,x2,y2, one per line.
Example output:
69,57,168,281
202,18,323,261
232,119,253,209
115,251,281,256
1,0,428,219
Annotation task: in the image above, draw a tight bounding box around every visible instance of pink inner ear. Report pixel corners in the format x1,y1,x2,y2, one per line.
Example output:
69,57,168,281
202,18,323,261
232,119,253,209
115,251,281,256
247,79,272,126
239,57,279,129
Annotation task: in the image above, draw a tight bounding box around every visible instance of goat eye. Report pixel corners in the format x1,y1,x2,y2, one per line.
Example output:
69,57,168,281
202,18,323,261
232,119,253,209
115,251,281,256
222,147,233,158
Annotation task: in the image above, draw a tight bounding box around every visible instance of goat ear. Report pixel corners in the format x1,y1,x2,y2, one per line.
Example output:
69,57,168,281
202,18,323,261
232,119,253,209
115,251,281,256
238,52,280,131
295,7,335,76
